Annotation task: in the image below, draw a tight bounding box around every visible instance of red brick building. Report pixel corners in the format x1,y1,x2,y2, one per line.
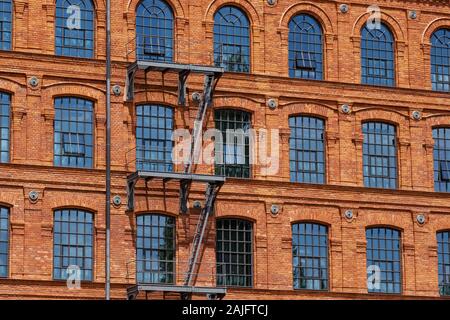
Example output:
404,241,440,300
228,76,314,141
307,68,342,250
0,0,449,299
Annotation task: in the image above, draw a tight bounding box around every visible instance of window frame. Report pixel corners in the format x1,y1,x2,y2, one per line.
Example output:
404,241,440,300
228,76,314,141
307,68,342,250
213,5,251,73
288,13,324,80
0,205,9,278
437,230,450,296
135,0,174,62
135,213,176,285
365,226,403,295
0,92,11,164
430,28,450,92
214,108,252,179
53,96,95,169
0,0,12,51
216,218,254,288
55,0,96,59
289,115,326,184
52,208,95,282
362,121,398,189
291,221,329,291
360,22,396,87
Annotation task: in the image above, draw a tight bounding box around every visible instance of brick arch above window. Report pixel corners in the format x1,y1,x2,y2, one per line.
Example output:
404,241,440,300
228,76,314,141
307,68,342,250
353,107,408,136
204,0,260,26
126,0,185,19
287,207,340,230
47,195,101,216
279,2,334,35
422,18,450,45
351,12,405,42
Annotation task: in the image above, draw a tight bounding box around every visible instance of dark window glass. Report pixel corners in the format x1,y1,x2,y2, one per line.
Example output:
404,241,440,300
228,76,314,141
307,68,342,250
366,227,401,294
214,109,251,178
53,209,93,281
216,218,253,287
55,0,95,58
136,214,175,284
288,14,323,80
136,104,173,172
361,23,395,87
0,0,12,50
136,0,173,62
437,231,450,296
289,116,325,184
213,6,250,73
54,97,94,168
362,122,397,189
292,223,328,290
0,92,10,163
0,206,8,277
432,127,450,192
431,28,450,92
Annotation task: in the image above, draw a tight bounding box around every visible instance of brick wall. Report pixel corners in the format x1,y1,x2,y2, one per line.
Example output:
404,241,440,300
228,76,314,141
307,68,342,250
0,0,448,299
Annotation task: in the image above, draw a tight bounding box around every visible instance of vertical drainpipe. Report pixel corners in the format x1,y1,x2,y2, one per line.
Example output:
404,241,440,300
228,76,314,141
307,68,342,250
105,0,112,301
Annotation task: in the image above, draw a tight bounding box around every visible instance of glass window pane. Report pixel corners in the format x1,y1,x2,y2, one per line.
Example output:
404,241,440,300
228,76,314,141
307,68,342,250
213,6,250,73
55,0,95,58
0,92,10,163
53,209,93,281
431,29,450,92
136,0,174,62
366,227,401,294
216,218,253,287
361,23,395,87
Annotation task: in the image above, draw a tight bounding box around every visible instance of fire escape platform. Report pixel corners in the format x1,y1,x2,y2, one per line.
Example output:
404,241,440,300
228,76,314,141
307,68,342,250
127,284,227,300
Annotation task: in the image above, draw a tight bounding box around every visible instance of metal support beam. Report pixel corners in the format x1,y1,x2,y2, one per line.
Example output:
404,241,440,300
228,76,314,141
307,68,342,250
178,70,190,106
184,182,223,287
127,284,226,300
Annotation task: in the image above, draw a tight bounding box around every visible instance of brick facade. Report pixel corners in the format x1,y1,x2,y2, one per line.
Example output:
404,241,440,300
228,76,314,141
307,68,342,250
0,0,449,299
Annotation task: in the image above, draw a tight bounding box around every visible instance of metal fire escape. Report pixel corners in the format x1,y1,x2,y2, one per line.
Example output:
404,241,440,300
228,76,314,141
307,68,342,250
125,44,226,300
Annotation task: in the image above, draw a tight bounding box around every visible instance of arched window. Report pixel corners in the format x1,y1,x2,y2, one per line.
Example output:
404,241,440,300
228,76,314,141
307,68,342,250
0,92,10,163
54,97,94,168
432,127,450,192
136,214,175,284
216,218,253,287
0,206,9,278
136,0,174,62
437,231,450,296
361,23,395,87
289,116,325,184
431,28,450,92
366,227,401,294
292,222,328,290
0,0,12,50
135,104,173,172
213,6,250,73
362,122,397,189
53,209,94,281
214,109,251,178
55,0,95,58
288,14,323,80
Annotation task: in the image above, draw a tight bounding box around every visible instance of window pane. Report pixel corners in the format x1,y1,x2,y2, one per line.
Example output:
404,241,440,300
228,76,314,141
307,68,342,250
136,105,173,172
0,0,12,50
54,97,94,168
214,109,251,178
361,23,395,87
431,29,450,92
216,218,253,287
0,207,8,278
362,122,397,189
288,14,323,80
438,231,450,295
136,0,173,62
136,214,175,284
53,209,93,281
432,127,450,192
55,0,95,58
213,6,250,73
366,227,401,294
292,223,328,290
289,116,325,184
0,92,9,163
